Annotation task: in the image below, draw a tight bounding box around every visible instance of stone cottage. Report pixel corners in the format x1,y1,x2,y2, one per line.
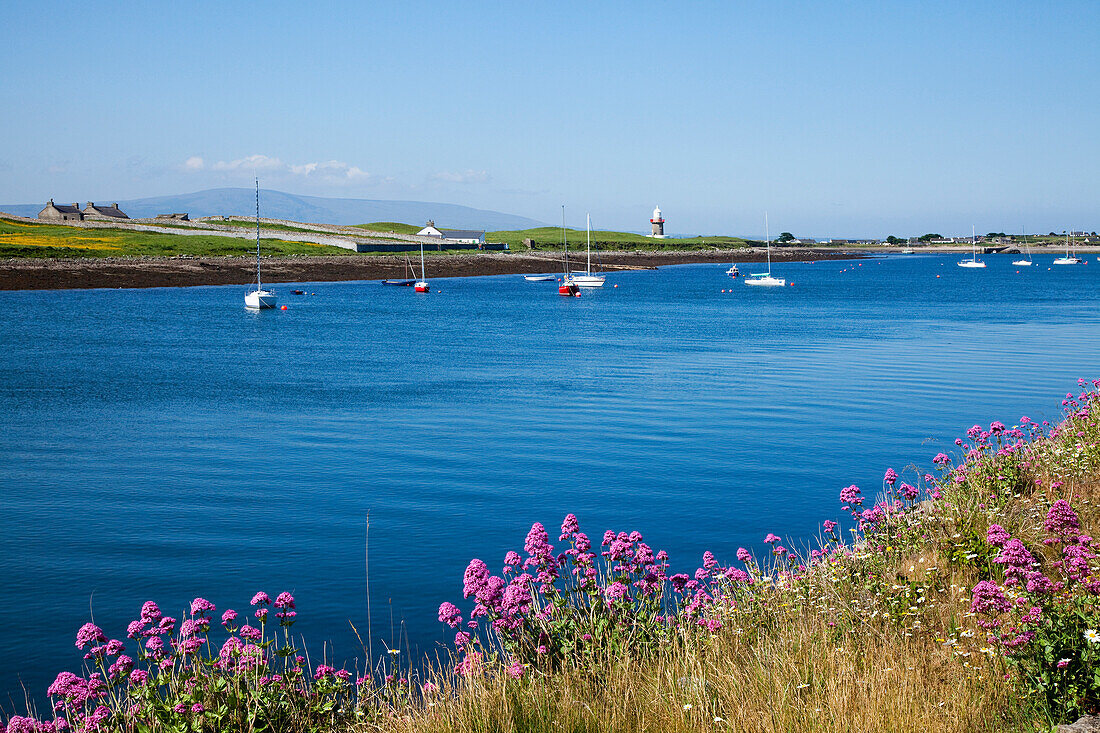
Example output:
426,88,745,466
83,202,129,221
37,200,84,221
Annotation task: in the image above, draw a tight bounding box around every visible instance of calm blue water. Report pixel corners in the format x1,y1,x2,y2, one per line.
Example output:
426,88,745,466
2,253,1098,699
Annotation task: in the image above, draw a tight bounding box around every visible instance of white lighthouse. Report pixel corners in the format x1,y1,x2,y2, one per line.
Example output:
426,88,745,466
650,205,666,238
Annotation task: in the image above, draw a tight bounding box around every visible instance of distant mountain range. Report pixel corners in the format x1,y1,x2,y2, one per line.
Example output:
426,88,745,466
0,188,546,230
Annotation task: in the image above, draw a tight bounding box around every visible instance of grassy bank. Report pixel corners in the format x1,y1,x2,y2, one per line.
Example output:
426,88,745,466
354,222,423,235
0,218,352,258
4,383,1099,732
486,226,750,251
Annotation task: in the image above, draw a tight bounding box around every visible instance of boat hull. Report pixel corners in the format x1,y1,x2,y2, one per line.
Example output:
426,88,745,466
559,282,580,296
957,260,986,268
1012,260,1032,266
382,279,414,286
524,275,557,282
1053,258,1081,265
744,276,785,287
414,281,430,292
245,289,277,309
570,274,605,287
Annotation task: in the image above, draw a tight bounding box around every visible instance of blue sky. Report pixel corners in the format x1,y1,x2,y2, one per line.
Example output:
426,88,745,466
1,0,1097,237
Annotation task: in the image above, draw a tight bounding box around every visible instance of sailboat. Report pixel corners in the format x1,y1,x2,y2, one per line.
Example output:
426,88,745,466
1053,231,1082,265
957,227,986,268
244,180,277,310
414,243,430,292
744,213,785,286
569,214,605,287
1012,230,1033,266
383,254,416,285
558,206,580,297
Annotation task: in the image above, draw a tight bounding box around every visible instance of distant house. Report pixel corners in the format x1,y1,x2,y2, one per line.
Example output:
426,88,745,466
83,202,129,221
416,220,486,244
38,199,84,221
155,213,190,221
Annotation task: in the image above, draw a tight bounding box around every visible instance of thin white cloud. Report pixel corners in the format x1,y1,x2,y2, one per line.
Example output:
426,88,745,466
432,169,490,184
182,154,370,183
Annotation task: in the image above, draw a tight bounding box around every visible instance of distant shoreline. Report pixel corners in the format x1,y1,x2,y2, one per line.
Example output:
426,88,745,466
0,249,863,291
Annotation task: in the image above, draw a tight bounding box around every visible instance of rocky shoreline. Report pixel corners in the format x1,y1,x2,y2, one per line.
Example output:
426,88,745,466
0,249,860,291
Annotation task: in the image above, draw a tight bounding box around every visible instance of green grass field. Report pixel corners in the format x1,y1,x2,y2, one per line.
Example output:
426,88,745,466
202,219,325,234
353,221,422,235
0,218,352,258
486,226,751,251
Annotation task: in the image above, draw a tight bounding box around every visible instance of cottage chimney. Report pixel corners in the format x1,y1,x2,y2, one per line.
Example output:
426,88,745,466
87,202,94,209
48,198,53,205
113,203,118,209
427,220,434,228
72,203,79,210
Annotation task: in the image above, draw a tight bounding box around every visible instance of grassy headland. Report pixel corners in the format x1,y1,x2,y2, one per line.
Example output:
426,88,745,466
5,382,1099,732
486,226,750,251
0,217,351,258
354,222,423,235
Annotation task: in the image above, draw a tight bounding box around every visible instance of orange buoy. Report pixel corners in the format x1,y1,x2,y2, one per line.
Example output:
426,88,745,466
613,284,618,288
280,305,287,310
936,274,941,278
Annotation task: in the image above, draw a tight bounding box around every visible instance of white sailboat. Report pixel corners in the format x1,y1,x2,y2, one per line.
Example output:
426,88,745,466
569,214,605,287
414,242,430,291
957,227,986,268
1053,231,1082,265
1012,230,1033,266
745,213,785,286
244,180,277,310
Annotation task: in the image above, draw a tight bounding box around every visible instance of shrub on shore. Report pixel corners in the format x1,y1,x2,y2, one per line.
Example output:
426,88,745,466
4,382,1099,732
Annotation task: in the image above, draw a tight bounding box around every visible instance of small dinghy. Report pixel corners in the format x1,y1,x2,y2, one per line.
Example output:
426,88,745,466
524,274,557,282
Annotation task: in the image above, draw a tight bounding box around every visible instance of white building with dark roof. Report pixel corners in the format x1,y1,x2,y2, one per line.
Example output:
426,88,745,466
83,202,129,221
38,200,84,221
416,220,485,244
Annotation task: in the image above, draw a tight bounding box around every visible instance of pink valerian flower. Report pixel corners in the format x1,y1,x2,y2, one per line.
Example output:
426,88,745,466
764,533,781,545
1043,500,1081,543
129,669,149,685
736,547,752,564
456,651,482,677
604,582,629,603
822,520,837,534
313,665,336,680
75,623,106,650
126,620,144,639
221,609,238,627
158,616,176,634
971,580,1012,618
239,624,262,642
190,598,215,616
994,539,1038,585
883,467,898,486
254,607,269,621
932,452,951,465
559,513,579,540
669,573,690,592
986,524,1011,547
773,545,788,557
990,421,1006,434
702,551,717,569
173,703,188,714
190,703,204,714
140,602,162,624
898,483,919,501
274,592,295,609
463,559,490,599
523,523,555,568
438,602,463,628
839,485,863,510
104,639,124,656
250,592,271,607
506,660,525,678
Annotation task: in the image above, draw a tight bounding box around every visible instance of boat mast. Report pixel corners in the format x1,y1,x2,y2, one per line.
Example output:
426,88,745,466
255,179,262,289
562,205,570,274
586,213,591,274
419,242,426,280
765,211,771,275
